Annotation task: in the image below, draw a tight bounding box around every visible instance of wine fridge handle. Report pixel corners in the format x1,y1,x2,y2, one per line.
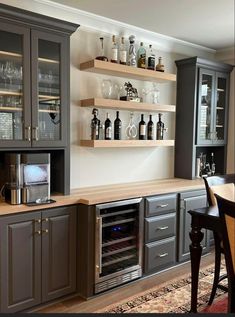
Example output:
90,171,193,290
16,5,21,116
97,216,102,275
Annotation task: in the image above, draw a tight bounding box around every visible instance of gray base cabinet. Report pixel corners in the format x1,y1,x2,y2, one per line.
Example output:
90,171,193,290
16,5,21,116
0,205,77,313
144,194,177,274
178,190,209,262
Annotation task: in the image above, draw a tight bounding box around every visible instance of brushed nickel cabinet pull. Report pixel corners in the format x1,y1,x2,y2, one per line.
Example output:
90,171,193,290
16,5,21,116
32,126,39,141
25,126,31,141
157,204,169,208
158,252,168,258
157,226,169,230
35,230,41,235
35,219,41,223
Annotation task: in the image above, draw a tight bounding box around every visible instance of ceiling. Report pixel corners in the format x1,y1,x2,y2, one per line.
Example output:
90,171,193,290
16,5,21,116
51,0,234,50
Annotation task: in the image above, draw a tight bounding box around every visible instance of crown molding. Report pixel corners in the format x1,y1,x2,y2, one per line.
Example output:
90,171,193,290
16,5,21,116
2,0,216,56
216,46,235,64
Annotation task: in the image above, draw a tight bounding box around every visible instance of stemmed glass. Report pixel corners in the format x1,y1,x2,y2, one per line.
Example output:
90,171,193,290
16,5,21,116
4,61,15,87
0,63,7,88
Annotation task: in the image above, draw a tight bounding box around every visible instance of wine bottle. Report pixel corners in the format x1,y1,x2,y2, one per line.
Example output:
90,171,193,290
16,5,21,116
147,114,154,140
119,36,127,65
139,114,146,140
91,108,100,140
111,35,118,63
211,152,216,175
114,111,122,140
147,44,155,70
156,113,164,140
137,42,146,69
128,35,137,67
105,113,112,140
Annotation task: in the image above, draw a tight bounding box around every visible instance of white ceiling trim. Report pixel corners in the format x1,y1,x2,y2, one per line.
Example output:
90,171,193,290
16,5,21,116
32,0,215,55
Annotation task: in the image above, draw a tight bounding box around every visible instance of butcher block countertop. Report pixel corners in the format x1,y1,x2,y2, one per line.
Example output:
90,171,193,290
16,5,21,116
0,178,205,216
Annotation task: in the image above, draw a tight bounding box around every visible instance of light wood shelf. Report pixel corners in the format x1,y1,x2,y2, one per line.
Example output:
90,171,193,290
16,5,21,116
39,109,60,114
0,90,22,96
80,98,176,113
80,59,176,83
0,106,22,112
0,50,22,58
80,139,175,148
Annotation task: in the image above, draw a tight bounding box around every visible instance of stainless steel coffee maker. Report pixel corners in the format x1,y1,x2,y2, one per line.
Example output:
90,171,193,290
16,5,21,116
4,153,22,204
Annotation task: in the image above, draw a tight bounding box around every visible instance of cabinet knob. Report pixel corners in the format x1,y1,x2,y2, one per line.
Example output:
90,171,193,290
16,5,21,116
42,229,49,234
35,219,41,223
42,218,49,222
35,230,41,235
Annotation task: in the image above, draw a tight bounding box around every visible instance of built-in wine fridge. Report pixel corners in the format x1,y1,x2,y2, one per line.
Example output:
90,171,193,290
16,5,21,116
95,198,143,294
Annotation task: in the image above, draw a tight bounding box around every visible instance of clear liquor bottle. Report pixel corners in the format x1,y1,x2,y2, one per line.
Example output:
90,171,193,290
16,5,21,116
96,37,108,61
119,36,127,65
147,114,154,140
139,114,146,140
137,42,146,69
111,35,118,63
128,35,137,67
147,44,155,70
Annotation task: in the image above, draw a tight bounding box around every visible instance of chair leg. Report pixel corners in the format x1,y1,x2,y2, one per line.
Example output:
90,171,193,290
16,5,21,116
228,285,235,313
208,234,222,305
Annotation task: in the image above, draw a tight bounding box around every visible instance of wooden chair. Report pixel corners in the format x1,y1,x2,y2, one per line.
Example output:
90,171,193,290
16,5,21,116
203,174,235,304
215,194,235,313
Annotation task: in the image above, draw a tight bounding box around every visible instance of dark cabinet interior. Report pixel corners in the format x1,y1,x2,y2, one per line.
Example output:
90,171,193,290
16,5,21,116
0,205,77,313
0,3,79,194
174,56,233,179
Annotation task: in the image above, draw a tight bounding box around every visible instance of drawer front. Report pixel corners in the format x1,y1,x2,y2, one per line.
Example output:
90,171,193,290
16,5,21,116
145,213,176,243
145,237,176,273
145,194,177,217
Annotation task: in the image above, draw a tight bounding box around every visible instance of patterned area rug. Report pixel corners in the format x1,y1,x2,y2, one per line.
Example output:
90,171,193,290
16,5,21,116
97,263,227,313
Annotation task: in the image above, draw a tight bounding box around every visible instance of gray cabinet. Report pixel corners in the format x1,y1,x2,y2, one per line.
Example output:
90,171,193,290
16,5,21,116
0,205,77,313
175,57,233,179
144,194,177,274
178,189,208,262
0,3,79,195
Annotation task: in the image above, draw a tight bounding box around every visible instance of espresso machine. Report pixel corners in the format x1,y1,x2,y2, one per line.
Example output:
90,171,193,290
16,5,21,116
4,153,51,205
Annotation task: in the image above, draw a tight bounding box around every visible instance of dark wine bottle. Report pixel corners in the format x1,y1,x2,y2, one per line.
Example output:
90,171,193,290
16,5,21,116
139,114,146,140
91,108,100,140
114,111,122,140
147,114,154,140
156,113,164,140
105,113,112,140
211,152,216,175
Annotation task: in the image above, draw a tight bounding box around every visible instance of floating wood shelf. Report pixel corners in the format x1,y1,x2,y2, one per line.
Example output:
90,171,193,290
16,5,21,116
80,98,176,113
0,106,22,112
0,90,22,96
80,139,175,148
80,59,176,83
0,50,22,58
0,51,58,64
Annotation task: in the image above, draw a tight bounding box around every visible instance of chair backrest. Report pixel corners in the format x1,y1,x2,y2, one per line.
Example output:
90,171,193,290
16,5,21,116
215,194,235,284
203,174,235,206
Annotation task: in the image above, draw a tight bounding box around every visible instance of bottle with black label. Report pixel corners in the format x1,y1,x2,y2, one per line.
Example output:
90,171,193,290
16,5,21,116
139,114,146,140
105,113,112,140
91,108,100,140
114,111,122,140
147,114,154,140
156,113,164,140
147,44,155,70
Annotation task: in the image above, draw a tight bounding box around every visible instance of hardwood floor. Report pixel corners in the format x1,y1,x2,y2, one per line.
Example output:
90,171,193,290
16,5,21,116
35,252,215,313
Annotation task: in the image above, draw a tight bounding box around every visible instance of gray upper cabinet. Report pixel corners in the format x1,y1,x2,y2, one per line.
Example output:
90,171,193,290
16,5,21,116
174,57,233,179
0,3,78,148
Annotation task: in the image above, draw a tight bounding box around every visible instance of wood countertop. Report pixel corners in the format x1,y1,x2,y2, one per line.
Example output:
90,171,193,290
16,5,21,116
0,178,205,216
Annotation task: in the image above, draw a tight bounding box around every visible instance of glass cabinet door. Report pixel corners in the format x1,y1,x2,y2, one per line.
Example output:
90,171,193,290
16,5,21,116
214,73,228,144
31,30,68,147
197,69,215,145
0,23,31,147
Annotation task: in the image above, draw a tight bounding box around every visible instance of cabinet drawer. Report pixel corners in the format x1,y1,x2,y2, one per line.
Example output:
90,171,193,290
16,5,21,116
145,194,177,217
145,213,176,243
145,237,176,273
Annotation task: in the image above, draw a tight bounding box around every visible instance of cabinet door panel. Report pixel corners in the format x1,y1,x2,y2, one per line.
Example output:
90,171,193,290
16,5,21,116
0,21,31,148
31,30,69,147
0,212,41,313
178,194,208,262
41,206,76,302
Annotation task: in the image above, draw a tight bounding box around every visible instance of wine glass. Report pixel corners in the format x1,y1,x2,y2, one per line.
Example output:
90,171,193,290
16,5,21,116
101,79,112,99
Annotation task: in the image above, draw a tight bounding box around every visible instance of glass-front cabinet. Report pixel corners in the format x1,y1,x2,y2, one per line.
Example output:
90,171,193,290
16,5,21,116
0,22,68,148
197,68,229,145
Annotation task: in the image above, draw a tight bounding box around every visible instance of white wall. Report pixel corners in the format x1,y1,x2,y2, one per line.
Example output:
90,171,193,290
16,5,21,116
2,0,225,189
